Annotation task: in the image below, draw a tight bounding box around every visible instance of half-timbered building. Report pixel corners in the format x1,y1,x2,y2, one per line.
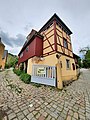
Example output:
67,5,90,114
18,13,79,89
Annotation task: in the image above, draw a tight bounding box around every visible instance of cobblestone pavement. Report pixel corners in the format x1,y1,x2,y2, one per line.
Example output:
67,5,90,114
0,69,90,120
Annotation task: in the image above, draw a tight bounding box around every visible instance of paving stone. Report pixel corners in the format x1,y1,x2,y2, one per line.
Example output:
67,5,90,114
49,112,58,119
72,117,77,120
26,113,34,120
46,115,52,120
31,118,37,120
38,115,45,120
52,104,57,108
18,114,25,120
68,110,73,116
35,113,41,119
1,68,90,120
79,114,86,120
66,115,72,120
50,107,55,112
57,116,64,120
32,110,38,115
60,112,67,119
86,112,90,119
57,106,63,112
23,118,28,120
51,118,56,120
47,105,51,109
42,112,48,117
23,109,29,116
8,113,16,119
73,112,78,119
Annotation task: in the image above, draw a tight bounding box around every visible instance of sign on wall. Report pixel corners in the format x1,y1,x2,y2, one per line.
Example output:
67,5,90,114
37,67,46,75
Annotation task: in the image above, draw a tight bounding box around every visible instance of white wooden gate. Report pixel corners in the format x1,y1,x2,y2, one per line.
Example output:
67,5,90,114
31,65,56,86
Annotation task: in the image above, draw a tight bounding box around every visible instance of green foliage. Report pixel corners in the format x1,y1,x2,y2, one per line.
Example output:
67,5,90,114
31,83,41,87
85,50,90,59
20,73,31,84
13,68,31,84
78,58,82,68
5,63,9,69
6,53,18,68
20,63,24,71
13,69,23,76
79,47,90,68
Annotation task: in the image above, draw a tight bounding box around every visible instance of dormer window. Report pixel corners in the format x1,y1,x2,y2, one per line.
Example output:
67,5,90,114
63,38,68,49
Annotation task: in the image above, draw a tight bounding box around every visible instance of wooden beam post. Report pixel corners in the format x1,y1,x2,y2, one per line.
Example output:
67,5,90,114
53,20,57,51
56,60,63,89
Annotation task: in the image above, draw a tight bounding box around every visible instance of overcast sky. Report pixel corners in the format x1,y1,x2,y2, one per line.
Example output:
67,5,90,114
0,0,90,55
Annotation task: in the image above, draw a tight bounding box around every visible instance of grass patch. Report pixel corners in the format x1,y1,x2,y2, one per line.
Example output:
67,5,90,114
13,69,31,84
13,69,23,76
31,83,42,87
20,73,31,84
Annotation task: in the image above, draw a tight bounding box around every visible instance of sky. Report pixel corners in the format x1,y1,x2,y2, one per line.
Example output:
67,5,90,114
0,0,90,56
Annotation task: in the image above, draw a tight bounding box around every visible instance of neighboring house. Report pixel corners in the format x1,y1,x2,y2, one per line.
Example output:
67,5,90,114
0,38,8,69
18,13,80,89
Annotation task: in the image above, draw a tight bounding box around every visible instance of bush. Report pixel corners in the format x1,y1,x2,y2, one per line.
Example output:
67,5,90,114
20,73,31,84
13,69,22,76
13,69,31,84
5,63,9,69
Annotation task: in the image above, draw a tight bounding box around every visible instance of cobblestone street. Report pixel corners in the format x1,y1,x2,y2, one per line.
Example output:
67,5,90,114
0,69,90,120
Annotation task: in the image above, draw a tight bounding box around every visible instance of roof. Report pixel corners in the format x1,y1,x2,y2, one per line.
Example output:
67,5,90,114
2,50,8,59
39,13,72,35
18,14,72,56
18,29,43,56
73,53,80,59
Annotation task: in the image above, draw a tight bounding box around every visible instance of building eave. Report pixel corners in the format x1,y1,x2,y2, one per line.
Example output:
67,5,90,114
18,31,43,56
39,13,72,35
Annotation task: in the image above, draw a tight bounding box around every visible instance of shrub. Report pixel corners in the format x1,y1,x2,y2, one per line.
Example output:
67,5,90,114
20,63,24,71
13,69,22,76
5,63,9,69
20,73,31,84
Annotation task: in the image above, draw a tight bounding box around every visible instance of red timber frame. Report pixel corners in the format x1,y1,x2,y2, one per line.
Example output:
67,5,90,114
41,21,55,57
55,22,73,58
41,19,73,58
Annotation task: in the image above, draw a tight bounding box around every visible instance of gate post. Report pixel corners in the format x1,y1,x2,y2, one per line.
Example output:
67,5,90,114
56,62,63,89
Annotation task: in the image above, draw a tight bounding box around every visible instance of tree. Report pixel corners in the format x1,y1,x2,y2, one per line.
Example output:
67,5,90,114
5,53,18,68
79,46,90,68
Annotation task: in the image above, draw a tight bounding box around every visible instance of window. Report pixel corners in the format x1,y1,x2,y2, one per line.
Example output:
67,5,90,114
20,52,23,58
66,59,70,69
72,63,75,70
63,38,68,49
60,61,62,68
26,47,28,52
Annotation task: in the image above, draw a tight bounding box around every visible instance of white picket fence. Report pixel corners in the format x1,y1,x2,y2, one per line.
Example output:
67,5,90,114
31,65,56,86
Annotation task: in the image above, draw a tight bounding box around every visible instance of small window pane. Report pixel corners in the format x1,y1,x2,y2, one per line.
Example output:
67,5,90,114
66,59,70,69
64,38,68,49
26,47,28,52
